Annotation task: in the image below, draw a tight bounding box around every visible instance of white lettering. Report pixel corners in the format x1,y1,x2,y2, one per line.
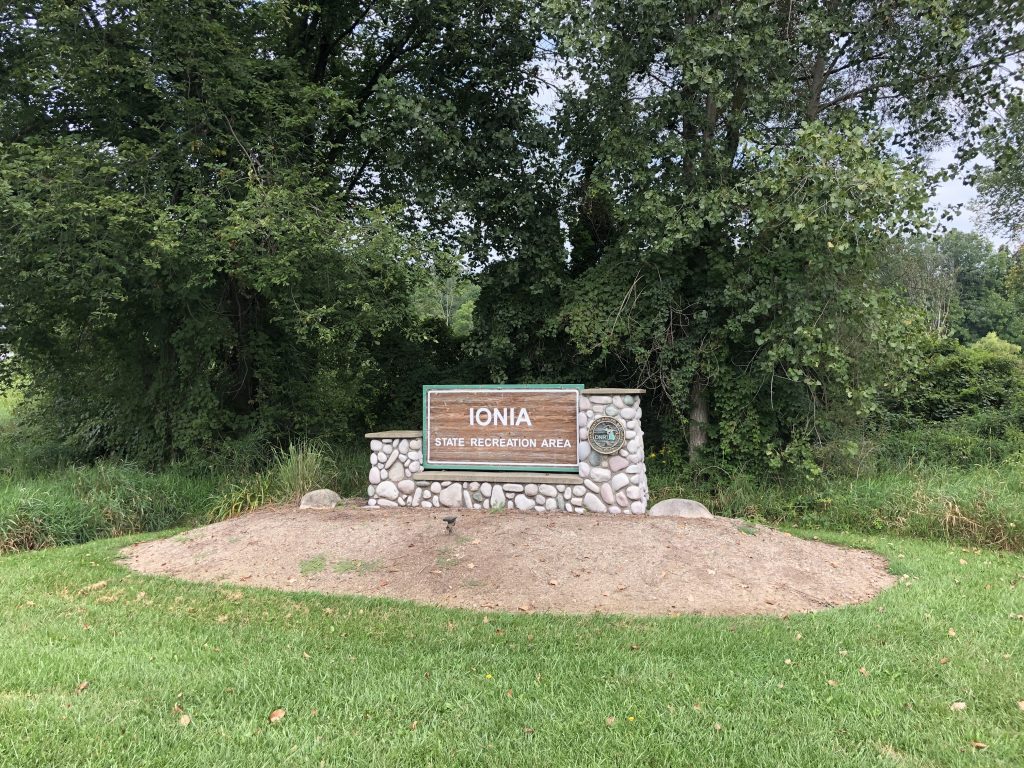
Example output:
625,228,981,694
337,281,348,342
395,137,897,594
467,406,533,428
541,438,571,448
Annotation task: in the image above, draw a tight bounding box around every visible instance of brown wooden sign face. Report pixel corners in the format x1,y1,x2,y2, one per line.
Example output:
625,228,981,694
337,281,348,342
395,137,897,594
423,385,582,471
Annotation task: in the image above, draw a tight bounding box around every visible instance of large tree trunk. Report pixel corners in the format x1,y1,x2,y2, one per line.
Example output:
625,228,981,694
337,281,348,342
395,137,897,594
688,375,709,462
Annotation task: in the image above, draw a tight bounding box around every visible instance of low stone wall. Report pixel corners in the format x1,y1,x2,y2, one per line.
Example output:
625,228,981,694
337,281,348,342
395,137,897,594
366,388,649,514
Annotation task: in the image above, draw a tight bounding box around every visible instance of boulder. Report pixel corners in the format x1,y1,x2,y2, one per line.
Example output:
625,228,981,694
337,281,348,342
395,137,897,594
299,489,341,509
648,498,712,518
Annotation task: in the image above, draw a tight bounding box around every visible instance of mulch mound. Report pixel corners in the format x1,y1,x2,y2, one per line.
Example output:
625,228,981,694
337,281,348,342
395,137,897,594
121,506,895,617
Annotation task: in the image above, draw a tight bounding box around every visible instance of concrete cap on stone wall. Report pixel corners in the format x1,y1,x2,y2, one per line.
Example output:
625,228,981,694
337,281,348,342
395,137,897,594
581,388,646,395
364,430,423,439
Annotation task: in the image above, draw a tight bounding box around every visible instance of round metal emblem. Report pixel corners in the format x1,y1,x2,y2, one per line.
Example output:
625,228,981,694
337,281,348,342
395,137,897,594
588,416,626,455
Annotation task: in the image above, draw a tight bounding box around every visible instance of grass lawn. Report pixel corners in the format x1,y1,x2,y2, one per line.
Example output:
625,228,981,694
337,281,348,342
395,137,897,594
0,530,1021,767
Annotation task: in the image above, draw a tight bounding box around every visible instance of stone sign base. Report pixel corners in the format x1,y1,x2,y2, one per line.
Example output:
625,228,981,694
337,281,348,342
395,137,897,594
366,388,649,514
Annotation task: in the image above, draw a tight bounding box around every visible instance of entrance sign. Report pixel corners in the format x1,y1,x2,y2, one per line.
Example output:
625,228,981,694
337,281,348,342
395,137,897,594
423,385,582,471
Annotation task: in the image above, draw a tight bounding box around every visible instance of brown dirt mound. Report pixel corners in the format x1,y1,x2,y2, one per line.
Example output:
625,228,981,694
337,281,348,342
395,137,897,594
121,506,895,617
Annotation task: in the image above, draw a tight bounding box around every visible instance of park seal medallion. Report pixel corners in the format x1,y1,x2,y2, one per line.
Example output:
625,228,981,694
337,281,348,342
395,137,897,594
588,416,626,455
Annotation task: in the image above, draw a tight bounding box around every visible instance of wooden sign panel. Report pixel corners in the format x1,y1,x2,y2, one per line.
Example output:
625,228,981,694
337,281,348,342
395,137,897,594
423,385,582,472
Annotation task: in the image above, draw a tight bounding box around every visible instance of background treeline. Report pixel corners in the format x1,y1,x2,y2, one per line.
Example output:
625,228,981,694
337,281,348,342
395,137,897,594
1,1,1023,550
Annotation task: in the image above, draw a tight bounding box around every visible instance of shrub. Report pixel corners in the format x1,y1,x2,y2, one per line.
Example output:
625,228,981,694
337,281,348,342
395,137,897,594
891,333,1024,422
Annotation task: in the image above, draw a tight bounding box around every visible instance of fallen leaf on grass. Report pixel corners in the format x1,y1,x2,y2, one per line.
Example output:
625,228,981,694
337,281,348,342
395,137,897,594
75,681,89,694
970,740,987,750
605,717,616,727
409,720,417,730
269,708,286,724
827,680,838,687
859,667,869,677
523,727,535,735
784,659,793,666
948,628,957,637
939,657,949,665
302,652,311,660
950,701,967,711
1017,700,1024,712
713,723,723,732
179,714,191,726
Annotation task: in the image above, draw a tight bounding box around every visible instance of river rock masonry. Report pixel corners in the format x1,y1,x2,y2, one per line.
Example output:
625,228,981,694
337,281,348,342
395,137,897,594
365,389,649,514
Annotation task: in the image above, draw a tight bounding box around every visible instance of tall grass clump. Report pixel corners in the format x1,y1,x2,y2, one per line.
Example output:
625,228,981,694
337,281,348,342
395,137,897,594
647,448,1024,552
204,440,366,523
0,462,220,552
269,441,335,502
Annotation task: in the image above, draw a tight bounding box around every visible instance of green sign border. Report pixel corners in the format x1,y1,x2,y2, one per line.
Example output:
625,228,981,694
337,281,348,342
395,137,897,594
422,384,584,473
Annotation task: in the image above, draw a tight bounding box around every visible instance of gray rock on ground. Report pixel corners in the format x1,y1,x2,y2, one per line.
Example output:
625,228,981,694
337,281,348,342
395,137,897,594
648,498,712,518
299,489,342,509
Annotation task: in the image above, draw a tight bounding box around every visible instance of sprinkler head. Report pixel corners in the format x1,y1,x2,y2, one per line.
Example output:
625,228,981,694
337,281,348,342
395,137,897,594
442,515,457,534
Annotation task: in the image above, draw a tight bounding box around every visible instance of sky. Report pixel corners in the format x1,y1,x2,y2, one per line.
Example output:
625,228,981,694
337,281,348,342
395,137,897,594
928,145,1005,245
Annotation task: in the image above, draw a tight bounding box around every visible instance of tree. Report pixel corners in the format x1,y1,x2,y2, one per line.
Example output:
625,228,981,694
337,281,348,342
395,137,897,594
884,230,1024,344
0,0,550,460
411,253,481,336
974,97,1024,245
537,0,1021,465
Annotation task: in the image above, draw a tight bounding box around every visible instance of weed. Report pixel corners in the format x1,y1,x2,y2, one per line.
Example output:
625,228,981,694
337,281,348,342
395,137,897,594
299,555,328,575
333,559,377,575
435,546,459,568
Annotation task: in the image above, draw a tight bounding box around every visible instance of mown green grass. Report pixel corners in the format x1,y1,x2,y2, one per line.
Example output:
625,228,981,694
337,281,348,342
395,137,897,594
0,531,1021,767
